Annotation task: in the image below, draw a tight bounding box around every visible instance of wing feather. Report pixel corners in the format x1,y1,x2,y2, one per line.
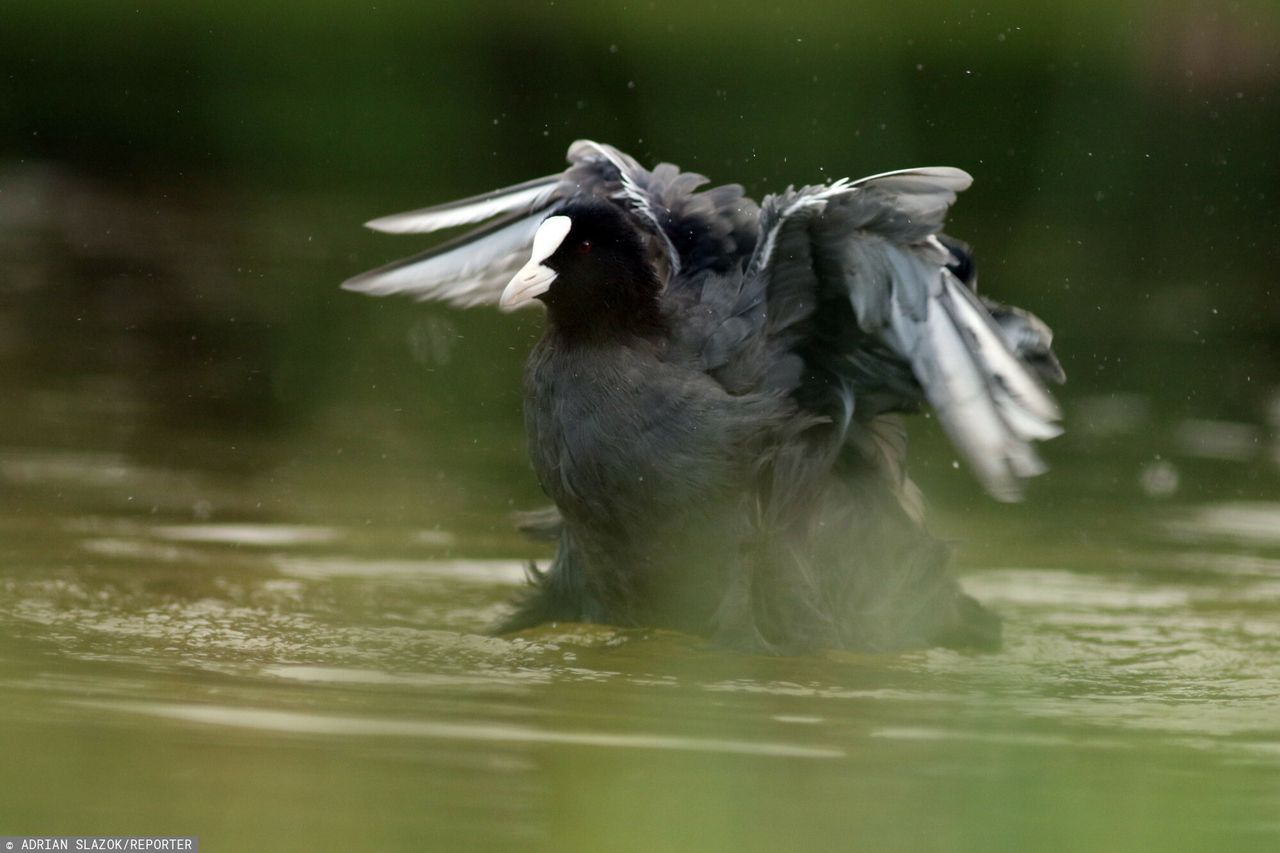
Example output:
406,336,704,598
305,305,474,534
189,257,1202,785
341,211,545,308
762,168,1062,500
347,139,762,310
363,174,561,234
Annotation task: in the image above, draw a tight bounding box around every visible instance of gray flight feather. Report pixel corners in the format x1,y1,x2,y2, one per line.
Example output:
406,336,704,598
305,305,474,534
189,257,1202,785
346,139,762,308
341,211,546,308
758,167,1061,500
364,174,562,234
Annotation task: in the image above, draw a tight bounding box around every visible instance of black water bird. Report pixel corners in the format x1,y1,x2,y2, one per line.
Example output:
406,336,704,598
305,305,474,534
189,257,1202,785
343,140,1064,654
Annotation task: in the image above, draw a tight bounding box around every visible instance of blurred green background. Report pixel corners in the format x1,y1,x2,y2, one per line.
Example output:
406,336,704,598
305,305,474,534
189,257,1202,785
2,0,1277,522
2,2,1280,851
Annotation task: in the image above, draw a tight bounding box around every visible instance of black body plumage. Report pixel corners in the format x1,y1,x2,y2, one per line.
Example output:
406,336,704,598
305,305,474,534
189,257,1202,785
344,140,1064,654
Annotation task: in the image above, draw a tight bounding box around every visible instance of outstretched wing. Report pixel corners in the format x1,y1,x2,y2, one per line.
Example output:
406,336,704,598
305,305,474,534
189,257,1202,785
341,210,547,308
343,140,759,307
341,169,568,308
754,168,1062,501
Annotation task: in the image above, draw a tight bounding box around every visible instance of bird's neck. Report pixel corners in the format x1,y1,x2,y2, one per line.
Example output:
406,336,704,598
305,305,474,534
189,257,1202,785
542,279,667,345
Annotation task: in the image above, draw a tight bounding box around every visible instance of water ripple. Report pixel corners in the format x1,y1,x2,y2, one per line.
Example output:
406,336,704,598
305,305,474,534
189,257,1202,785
67,699,845,759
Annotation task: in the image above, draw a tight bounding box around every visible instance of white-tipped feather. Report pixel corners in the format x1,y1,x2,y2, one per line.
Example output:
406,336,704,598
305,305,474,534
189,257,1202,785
364,176,560,234
991,383,1064,442
898,295,1023,500
897,270,1060,500
752,188,837,274
752,167,973,274
342,213,545,308
942,272,1061,423
850,166,972,193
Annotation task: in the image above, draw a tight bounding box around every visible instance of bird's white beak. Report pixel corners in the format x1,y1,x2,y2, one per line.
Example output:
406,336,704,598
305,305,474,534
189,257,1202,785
500,215,572,310
500,263,557,310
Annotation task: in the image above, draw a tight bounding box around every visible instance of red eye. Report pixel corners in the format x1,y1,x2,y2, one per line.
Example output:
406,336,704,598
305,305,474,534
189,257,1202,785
576,240,592,254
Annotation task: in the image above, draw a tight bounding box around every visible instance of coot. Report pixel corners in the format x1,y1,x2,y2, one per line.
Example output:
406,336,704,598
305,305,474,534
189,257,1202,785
344,140,1064,653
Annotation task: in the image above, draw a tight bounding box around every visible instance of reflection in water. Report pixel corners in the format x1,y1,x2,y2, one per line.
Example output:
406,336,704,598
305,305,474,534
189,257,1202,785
1166,502,1280,547
5,520,1279,754
150,524,342,546
272,556,527,583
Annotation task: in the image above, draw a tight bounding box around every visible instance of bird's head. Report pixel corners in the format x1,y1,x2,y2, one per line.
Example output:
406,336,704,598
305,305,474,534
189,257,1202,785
501,201,663,332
